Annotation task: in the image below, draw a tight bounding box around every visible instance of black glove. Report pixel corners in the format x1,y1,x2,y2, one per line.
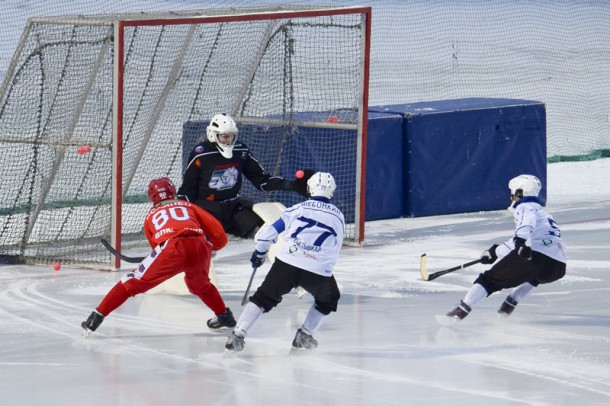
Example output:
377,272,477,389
250,250,267,268
513,237,532,260
480,244,499,264
283,169,315,197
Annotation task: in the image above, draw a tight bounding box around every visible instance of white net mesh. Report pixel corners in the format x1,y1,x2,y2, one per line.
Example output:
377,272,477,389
0,7,368,266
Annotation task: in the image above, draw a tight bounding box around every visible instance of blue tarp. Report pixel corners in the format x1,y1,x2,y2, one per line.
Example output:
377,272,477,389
370,98,546,217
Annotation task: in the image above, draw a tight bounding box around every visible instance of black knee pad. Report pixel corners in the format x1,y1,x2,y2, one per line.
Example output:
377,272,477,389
314,303,335,315
473,273,495,295
250,292,281,313
537,266,566,284
313,284,340,314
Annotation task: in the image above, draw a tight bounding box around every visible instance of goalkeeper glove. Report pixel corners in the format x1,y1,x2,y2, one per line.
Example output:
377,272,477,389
283,169,315,197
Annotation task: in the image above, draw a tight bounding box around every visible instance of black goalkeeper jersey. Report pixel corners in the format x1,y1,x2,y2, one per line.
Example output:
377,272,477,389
177,141,285,204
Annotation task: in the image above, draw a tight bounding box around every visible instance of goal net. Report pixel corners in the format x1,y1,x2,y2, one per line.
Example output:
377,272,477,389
0,6,370,268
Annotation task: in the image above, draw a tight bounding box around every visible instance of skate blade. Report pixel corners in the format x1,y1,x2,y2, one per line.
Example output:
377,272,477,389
496,312,512,320
289,344,317,355
435,314,460,327
289,347,313,356
207,326,234,334
82,328,92,338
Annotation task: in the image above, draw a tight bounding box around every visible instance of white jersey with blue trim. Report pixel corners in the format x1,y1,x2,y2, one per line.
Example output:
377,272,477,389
255,197,345,276
495,197,568,263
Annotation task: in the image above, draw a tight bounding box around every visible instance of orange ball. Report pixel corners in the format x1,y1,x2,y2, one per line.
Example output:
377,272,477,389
53,262,61,271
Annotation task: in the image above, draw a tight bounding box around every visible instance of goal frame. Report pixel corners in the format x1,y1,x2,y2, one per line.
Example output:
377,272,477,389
111,7,371,268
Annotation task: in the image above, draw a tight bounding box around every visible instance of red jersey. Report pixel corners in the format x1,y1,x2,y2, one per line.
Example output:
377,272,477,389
143,200,227,250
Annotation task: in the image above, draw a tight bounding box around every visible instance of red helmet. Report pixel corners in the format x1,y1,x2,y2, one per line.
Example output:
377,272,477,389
148,177,176,205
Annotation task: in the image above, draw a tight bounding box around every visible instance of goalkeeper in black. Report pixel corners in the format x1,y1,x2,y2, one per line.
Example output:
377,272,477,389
177,113,311,238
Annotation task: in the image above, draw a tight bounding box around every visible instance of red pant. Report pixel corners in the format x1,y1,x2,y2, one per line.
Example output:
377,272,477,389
121,236,213,297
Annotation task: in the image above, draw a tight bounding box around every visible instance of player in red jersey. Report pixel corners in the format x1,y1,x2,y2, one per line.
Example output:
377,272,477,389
81,177,236,336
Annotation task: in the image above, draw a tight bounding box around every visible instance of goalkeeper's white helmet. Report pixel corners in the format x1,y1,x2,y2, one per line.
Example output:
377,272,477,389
206,113,238,158
508,174,541,198
307,172,336,199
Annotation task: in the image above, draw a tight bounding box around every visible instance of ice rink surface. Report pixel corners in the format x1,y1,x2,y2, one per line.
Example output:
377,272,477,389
1,159,610,406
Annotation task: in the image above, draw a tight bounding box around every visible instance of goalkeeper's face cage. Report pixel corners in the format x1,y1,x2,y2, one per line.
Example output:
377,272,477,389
206,113,238,158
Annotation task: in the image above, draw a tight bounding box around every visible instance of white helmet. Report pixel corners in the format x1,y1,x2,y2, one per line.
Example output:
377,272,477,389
508,174,541,198
206,113,238,158
307,172,336,199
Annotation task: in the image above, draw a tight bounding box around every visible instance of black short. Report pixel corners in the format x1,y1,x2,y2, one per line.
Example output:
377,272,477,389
475,250,566,294
251,258,340,315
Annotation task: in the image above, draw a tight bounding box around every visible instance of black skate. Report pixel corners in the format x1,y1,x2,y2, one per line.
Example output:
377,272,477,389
291,328,318,350
498,296,518,317
436,301,472,326
207,308,236,331
447,300,472,320
225,332,245,352
81,311,104,337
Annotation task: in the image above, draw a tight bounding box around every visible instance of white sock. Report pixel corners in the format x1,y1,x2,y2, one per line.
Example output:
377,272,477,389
301,305,327,335
509,282,536,302
234,302,263,337
463,283,489,308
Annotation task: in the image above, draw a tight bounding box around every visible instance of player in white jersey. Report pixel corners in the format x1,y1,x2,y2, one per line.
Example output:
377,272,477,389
446,174,567,321
225,172,345,352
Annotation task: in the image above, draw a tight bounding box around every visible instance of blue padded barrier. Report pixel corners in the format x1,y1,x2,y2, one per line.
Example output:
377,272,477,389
364,111,403,220
370,98,546,217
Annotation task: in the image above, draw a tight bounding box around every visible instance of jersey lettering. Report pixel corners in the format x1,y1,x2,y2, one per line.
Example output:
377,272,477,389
290,216,338,247
151,206,190,230
547,218,561,237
